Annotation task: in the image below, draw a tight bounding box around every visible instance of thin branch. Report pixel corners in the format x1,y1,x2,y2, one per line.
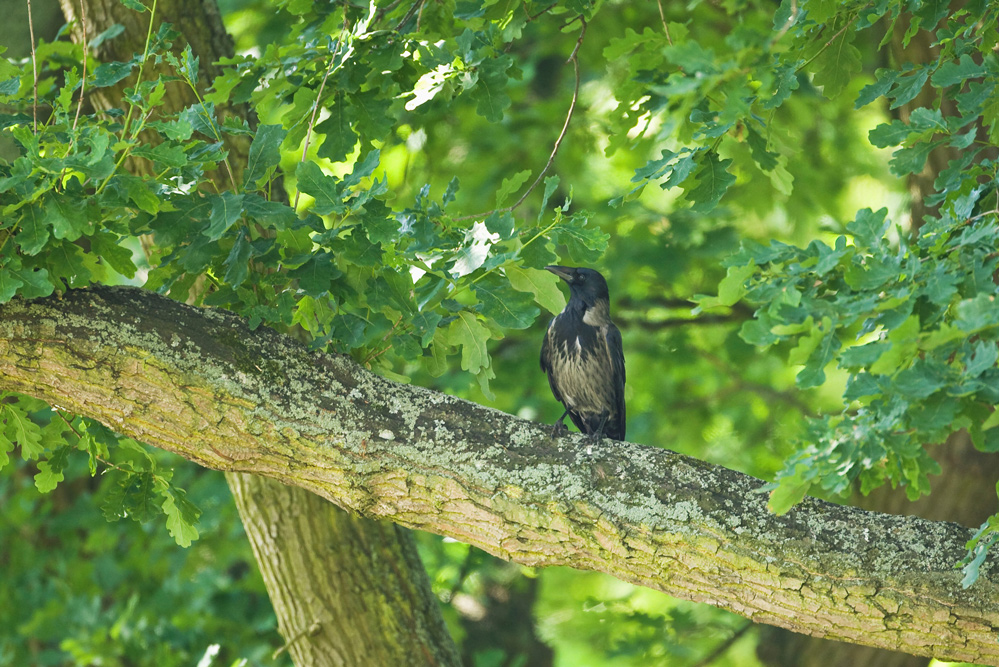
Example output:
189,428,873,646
453,16,587,222
393,0,425,32
690,622,754,667
655,0,673,45
72,0,88,132
26,0,38,132
522,1,558,22
295,54,340,210
770,0,798,46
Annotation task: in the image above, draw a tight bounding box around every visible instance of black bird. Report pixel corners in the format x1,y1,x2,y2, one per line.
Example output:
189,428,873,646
540,265,626,441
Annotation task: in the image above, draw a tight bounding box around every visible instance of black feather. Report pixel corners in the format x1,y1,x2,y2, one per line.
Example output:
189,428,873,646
540,266,626,441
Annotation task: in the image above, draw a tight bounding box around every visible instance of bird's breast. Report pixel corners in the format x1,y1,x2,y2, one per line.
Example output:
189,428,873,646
546,318,617,414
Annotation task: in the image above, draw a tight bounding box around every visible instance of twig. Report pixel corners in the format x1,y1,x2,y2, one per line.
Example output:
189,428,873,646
72,0,88,132
393,0,425,32
295,20,351,210
690,622,753,667
26,0,38,132
522,1,558,22
770,0,798,46
655,0,673,45
453,16,587,222
798,14,857,73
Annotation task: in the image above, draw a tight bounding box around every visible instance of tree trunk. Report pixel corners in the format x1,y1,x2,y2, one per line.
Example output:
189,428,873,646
229,473,462,667
2,285,998,665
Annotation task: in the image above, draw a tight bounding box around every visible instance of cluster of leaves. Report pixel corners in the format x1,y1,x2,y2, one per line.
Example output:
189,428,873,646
687,1,999,582
1,395,201,545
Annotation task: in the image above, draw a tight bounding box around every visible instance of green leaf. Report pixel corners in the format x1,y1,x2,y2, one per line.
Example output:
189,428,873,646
868,120,911,148
425,328,451,377
496,169,531,207
92,61,135,88
954,294,999,333
34,447,70,493
100,471,158,523
684,152,735,212
120,173,162,214
746,126,778,171
92,232,137,278
15,207,49,255
2,403,44,460
131,143,188,169
550,213,609,264
223,230,252,288
90,22,125,49
448,311,490,373
856,68,898,108
8,264,53,299
506,265,566,315
891,141,941,176
45,193,91,241
845,207,888,249
204,192,244,241
472,274,540,329
764,62,800,110
159,484,201,547
296,161,345,216
412,311,443,347
0,267,24,302
472,56,513,122
243,124,286,188
810,29,862,99
768,466,811,514
288,252,342,297
870,315,921,375
315,95,358,163
932,54,987,88
889,68,929,109
961,535,994,589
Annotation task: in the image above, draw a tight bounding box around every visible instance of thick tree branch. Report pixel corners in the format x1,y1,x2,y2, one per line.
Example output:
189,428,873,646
1,286,997,665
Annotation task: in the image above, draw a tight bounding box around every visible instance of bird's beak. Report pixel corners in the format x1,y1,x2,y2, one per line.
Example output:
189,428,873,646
545,265,574,283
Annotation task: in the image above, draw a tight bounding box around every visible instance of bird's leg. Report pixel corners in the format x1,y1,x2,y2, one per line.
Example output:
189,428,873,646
587,412,610,444
550,409,570,439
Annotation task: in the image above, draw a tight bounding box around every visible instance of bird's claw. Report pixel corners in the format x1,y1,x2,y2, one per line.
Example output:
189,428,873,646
550,420,569,439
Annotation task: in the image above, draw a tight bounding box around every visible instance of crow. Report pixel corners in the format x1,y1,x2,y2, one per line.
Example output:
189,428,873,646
540,265,626,442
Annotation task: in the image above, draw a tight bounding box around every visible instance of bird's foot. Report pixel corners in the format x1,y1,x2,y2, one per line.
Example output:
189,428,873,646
550,420,569,439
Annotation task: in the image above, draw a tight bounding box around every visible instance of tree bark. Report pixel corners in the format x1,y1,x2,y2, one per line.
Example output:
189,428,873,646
228,473,462,667
1,285,997,665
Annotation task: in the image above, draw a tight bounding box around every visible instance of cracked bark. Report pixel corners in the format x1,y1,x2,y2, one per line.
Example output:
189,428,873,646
1,285,997,665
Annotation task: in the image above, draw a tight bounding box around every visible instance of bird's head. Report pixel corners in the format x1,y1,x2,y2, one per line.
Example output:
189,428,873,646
545,265,610,308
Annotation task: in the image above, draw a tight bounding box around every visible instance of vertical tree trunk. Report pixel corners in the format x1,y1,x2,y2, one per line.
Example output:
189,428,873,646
57,0,462,663
229,474,462,667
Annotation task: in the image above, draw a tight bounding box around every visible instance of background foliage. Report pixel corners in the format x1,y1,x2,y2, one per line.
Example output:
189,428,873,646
1,0,997,664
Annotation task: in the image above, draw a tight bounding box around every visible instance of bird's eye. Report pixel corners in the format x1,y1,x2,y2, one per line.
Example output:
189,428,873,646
577,273,586,282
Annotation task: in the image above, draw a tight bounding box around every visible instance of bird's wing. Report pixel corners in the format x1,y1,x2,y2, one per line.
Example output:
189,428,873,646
540,320,565,404
605,322,626,424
